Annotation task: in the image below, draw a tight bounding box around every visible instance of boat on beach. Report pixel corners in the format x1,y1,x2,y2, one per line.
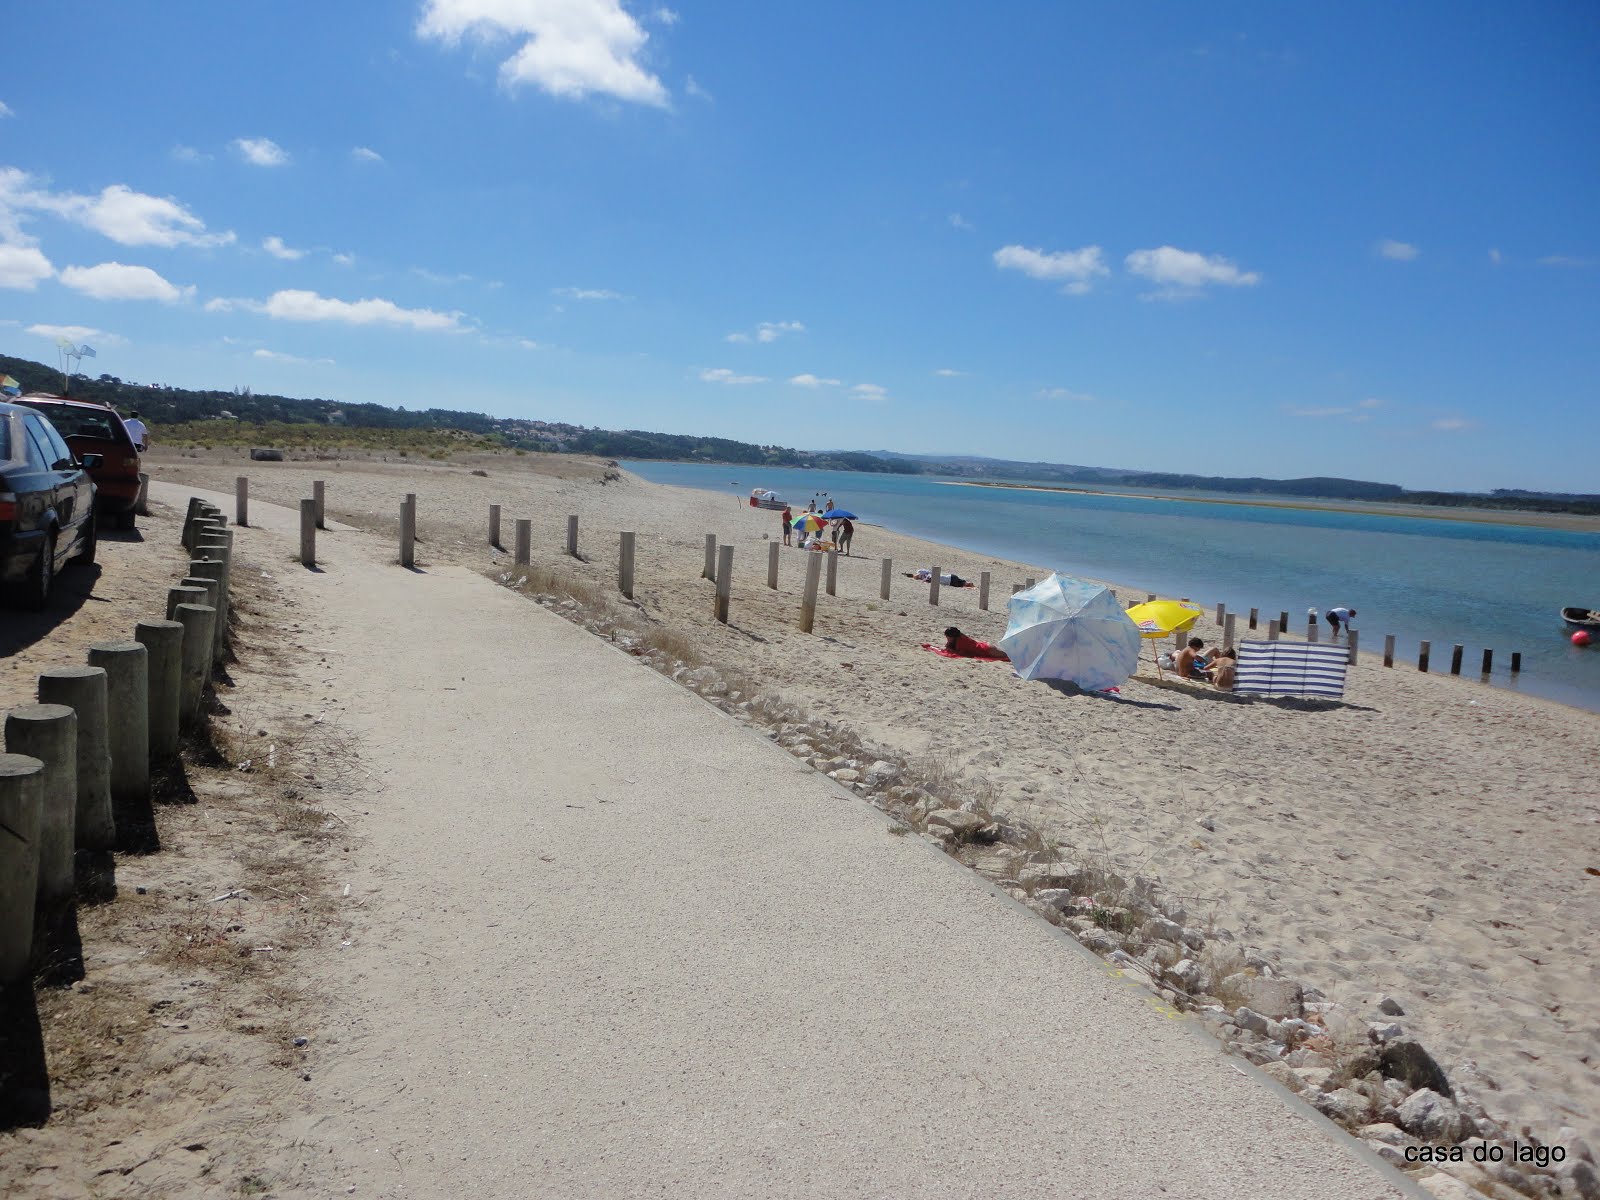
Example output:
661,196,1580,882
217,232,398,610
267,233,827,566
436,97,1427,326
749,488,787,510
1560,607,1600,627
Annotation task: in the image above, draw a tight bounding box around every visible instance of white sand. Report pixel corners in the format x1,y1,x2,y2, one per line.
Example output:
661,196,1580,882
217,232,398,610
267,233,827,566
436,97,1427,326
150,448,1600,1150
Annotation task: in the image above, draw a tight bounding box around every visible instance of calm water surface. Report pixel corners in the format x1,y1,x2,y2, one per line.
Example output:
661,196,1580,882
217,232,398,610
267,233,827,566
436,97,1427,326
624,461,1600,714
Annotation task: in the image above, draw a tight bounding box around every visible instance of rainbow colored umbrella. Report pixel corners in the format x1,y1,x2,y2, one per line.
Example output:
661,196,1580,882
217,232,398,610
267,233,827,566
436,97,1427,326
792,513,826,535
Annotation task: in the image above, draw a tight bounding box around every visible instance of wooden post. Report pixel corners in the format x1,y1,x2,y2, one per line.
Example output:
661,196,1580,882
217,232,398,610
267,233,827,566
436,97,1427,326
514,519,531,566
235,476,249,527
1248,607,1258,630
1147,593,1156,603
489,504,501,547
1307,613,1319,643
1450,644,1464,675
313,480,326,529
1267,619,1280,641
1510,652,1521,673
1174,629,1186,650
703,534,717,580
767,541,779,590
1223,613,1237,649
929,565,941,607
1278,611,1288,634
135,472,151,516
300,499,316,567
0,753,43,984
566,515,579,557
1481,647,1493,674
1383,635,1395,667
880,558,892,600
800,552,821,633
1012,583,1023,595
1215,602,1226,625
400,495,416,568
979,572,991,611
1024,577,1035,590
825,550,838,597
714,545,733,624
1347,628,1360,664
619,532,635,599
1418,641,1431,672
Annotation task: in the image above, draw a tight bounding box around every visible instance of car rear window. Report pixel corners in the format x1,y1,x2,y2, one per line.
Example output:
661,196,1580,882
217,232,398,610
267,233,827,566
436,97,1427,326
22,402,128,443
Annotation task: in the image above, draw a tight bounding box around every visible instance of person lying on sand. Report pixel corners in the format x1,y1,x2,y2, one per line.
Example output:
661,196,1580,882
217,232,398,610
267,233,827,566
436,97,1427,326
1207,647,1237,690
941,627,1010,660
906,568,971,587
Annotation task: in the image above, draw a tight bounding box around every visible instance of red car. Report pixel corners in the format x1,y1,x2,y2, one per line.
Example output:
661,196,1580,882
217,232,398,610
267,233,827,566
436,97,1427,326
11,393,143,528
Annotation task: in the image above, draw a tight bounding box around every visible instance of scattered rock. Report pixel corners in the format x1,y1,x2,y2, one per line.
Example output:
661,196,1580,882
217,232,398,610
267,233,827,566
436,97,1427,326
1398,1088,1467,1141
1233,1007,1272,1036
1358,1122,1411,1146
1367,1021,1404,1043
1414,1172,1479,1200
1238,976,1304,1020
828,769,861,784
1291,1066,1335,1093
925,810,987,838
1378,995,1406,1016
1311,1087,1371,1124
1561,1160,1600,1200
1142,916,1185,945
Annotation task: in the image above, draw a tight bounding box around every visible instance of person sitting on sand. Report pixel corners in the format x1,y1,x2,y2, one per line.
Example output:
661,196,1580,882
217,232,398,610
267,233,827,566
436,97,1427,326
836,517,854,556
943,626,1010,660
1207,647,1237,690
1175,637,1206,680
781,506,793,546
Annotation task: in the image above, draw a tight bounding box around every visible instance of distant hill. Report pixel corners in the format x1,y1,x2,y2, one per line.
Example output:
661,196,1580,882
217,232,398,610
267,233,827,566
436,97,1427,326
4,349,1595,515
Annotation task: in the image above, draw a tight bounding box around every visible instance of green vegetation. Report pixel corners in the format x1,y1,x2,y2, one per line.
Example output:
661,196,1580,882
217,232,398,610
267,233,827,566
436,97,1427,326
5,348,1594,514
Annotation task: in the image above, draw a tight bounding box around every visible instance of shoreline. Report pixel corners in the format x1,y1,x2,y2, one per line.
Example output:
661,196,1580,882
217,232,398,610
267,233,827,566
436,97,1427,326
942,480,1600,533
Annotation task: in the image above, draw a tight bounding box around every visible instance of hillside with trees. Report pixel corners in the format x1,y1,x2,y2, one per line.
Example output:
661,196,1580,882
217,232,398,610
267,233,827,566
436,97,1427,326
3,349,1593,513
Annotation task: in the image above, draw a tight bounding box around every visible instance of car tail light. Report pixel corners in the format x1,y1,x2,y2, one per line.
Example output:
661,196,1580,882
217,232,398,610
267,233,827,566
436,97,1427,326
0,494,16,522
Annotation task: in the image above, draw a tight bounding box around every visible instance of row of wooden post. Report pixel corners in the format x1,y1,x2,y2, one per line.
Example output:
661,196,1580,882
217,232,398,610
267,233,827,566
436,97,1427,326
2,497,233,986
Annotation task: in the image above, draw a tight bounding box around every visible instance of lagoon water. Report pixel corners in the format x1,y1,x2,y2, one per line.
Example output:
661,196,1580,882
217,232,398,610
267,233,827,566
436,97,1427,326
624,460,1600,713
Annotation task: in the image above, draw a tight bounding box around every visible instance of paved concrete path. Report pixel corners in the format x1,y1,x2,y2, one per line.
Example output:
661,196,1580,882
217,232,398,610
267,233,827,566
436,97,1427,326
157,483,1419,1199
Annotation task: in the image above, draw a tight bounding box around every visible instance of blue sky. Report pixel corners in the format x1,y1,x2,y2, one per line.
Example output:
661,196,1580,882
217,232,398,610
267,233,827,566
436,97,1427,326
1,2,1595,491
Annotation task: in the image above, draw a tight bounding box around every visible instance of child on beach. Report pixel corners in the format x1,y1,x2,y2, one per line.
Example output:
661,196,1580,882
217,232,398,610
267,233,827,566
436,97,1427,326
1175,637,1206,680
942,627,1010,660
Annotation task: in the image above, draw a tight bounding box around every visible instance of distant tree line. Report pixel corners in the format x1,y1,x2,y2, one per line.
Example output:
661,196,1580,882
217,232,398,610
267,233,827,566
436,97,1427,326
3,349,1591,513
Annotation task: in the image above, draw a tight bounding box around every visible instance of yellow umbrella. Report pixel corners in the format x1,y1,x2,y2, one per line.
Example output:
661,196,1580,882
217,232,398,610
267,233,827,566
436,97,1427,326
1125,599,1204,638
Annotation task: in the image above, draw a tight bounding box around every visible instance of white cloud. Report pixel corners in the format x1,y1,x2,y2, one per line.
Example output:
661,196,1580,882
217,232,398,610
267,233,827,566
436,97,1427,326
1432,417,1471,432
684,75,712,102
0,171,235,249
1125,246,1260,298
948,213,972,231
28,323,119,345
1378,239,1419,261
0,101,12,119
59,261,192,303
352,146,384,163
789,373,841,388
1291,406,1353,418
234,137,289,167
518,337,540,350
171,144,209,163
1537,254,1598,268
0,243,54,290
253,348,333,366
1358,397,1383,409
993,244,1108,293
332,252,355,266
652,7,679,24
699,367,767,385
413,267,473,285
933,367,966,377
263,235,306,261
727,319,804,344
554,286,624,300
417,0,670,107
1488,248,1502,265
1039,387,1096,403
218,289,464,332
851,383,887,402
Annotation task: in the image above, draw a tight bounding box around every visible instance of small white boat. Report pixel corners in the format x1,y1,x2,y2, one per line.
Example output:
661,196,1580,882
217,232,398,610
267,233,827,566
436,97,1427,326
1560,606,1600,628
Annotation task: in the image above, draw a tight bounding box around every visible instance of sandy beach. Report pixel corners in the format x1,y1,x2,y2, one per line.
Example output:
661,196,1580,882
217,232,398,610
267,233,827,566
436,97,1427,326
147,446,1600,1153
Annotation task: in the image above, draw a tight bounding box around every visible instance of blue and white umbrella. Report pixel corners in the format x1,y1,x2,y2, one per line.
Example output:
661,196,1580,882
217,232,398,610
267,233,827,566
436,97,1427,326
999,573,1142,690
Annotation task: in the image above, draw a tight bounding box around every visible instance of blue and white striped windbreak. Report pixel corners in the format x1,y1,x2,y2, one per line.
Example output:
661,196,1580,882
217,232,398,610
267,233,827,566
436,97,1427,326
1235,640,1347,699
999,574,1142,691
